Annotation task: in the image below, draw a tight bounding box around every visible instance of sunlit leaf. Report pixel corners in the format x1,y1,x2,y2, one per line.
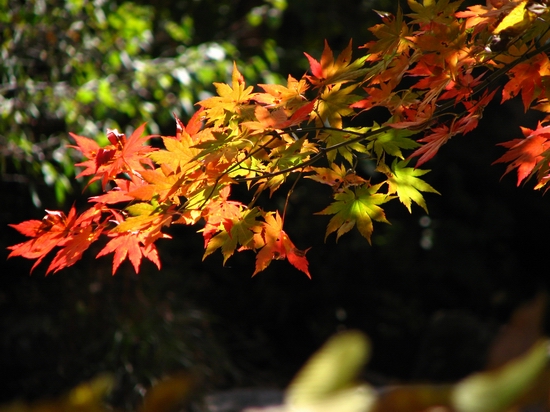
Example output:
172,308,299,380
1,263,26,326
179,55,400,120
285,330,372,407
452,339,550,412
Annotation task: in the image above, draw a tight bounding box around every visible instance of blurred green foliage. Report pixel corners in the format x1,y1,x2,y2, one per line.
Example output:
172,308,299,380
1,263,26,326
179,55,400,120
0,0,288,206
1,330,548,411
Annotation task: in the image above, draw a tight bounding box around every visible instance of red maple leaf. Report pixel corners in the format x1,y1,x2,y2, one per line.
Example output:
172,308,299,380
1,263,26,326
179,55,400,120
68,133,103,179
304,40,365,88
46,224,101,274
175,108,204,139
88,178,141,204
243,100,315,133
201,186,243,248
96,231,162,275
253,212,310,278
70,124,157,188
407,124,451,167
501,51,550,112
108,124,156,177
7,207,78,272
493,123,550,186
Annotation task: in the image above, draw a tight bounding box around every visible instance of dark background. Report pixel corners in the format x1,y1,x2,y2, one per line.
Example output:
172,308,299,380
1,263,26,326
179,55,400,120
1,0,549,409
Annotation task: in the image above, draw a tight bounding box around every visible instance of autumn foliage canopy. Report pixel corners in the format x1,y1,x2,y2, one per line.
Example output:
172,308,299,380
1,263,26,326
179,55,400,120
8,0,550,277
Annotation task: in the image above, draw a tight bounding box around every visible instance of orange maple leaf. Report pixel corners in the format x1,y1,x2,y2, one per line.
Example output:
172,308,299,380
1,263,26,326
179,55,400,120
493,123,550,186
199,62,256,123
149,112,204,173
96,231,162,275
253,212,310,278
107,124,157,176
7,207,83,273
502,53,550,111
305,163,367,191
128,166,189,205
242,100,316,134
304,39,366,88
201,186,244,247
70,124,157,188
363,7,411,58
254,75,309,110
176,109,204,139
46,224,102,274
68,133,103,179
88,178,142,205
455,4,495,31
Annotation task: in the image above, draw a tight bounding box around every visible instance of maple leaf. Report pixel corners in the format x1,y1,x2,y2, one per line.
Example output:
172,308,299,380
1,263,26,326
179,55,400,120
253,211,310,278
96,231,162,274
367,123,420,163
501,53,550,111
389,100,436,132
242,101,316,134
200,186,245,248
203,207,262,264
316,184,392,243
493,123,550,186
254,75,309,110
88,178,141,204
128,166,188,205
95,204,174,275
111,124,157,174
363,6,412,58
68,133,103,179
351,82,395,113
319,126,369,165
7,207,79,272
407,0,463,26
455,4,495,31
46,224,102,275
149,114,203,174
7,223,60,272
199,62,256,124
176,108,204,138
492,0,537,36
304,40,367,88
410,89,497,167
439,72,485,102
70,124,156,188
114,203,175,239
315,83,361,130
250,136,317,197
408,123,453,167
352,54,414,112
379,159,440,213
305,163,368,191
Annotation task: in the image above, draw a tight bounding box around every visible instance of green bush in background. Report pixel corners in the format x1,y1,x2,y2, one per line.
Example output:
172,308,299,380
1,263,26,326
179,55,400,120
0,0,286,206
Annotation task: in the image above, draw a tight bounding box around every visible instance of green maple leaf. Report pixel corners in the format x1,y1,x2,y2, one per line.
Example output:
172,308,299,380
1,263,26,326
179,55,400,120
316,184,392,243
407,0,462,26
203,208,261,264
317,83,361,132
321,127,369,164
381,159,440,213
367,123,420,162
366,5,411,57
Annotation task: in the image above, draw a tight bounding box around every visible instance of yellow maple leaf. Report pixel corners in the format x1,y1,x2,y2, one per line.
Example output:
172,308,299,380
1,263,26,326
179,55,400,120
198,62,256,124
493,0,537,35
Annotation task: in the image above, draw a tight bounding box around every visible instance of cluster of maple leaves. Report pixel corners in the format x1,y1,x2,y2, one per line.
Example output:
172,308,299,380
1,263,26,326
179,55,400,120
8,0,550,277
